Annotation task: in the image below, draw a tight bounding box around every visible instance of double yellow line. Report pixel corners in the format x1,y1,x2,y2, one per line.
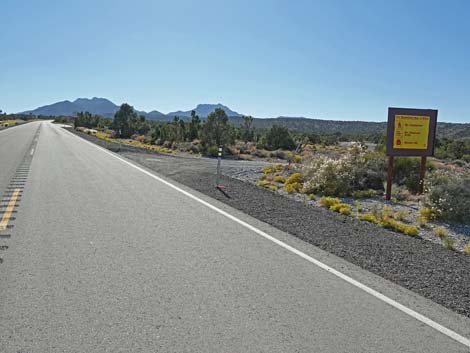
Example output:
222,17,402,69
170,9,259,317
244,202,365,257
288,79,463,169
0,188,21,231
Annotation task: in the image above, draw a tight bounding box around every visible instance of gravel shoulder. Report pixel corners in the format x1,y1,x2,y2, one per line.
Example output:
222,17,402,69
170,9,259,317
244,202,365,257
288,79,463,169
70,129,470,319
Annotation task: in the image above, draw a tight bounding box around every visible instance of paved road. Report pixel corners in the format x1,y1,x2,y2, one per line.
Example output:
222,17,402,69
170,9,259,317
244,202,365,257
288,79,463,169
0,122,39,194
1,122,469,352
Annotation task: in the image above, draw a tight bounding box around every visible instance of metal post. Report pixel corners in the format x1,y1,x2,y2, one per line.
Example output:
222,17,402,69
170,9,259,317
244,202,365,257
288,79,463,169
215,145,222,187
386,156,394,200
418,156,427,195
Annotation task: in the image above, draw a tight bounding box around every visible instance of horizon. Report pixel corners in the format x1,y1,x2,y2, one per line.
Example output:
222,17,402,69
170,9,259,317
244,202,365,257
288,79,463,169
1,1,470,123
9,96,468,123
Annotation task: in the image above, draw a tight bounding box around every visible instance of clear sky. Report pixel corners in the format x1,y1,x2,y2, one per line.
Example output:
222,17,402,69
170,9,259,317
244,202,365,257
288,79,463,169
1,0,469,122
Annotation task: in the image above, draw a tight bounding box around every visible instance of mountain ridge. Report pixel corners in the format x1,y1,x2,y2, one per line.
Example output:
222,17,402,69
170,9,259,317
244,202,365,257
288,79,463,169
20,98,238,120
167,103,241,118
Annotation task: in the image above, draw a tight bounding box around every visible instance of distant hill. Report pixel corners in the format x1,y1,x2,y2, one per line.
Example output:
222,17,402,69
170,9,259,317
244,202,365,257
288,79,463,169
73,98,119,116
21,100,80,116
21,97,166,120
230,116,386,135
21,99,240,120
167,103,242,118
18,97,470,139
436,122,470,139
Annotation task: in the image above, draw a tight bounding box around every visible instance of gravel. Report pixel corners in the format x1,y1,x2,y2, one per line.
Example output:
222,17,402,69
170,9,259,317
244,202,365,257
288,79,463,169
70,129,470,318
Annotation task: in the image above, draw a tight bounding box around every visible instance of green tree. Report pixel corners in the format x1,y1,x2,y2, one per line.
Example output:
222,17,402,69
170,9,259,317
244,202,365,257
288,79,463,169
200,108,234,147
176,117,186,141
240,115,254,142
188,110,201,141
259,124,295,150
113,103,138,138
150,125,161,144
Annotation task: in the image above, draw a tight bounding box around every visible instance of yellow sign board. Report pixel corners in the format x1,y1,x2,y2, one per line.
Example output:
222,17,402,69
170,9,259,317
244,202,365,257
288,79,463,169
393,115,430,149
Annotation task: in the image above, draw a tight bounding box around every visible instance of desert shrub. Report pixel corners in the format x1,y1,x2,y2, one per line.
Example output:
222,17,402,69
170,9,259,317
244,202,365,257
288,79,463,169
259,124,296,150
454,160,466,167
403,225,419,236
254,149,270,158
390,184,414,201
442,236,455,250
284,153,302,163
302,148,386,196
308,193,316,200
269,150,287,160
273,175,286,183
362,153,388,190
319,196,340,208
425,170,470,223
352,189,377,199
419,207,437,220
357,213,379,223
380,217,419,236
226,145,239,156
188,143,200,154
285,172,302,185
284,182,301,193
330,203,352,215
205,145,220,157
417,215,427,228
465,243,470,255
382,205,394,219
393,157,435,193
462,154,470,163
257,180,277,190
238,154,253,160
433,226,447,238
395,210,407,221
135,135,145,143
354,200,363,212
262,164,284,174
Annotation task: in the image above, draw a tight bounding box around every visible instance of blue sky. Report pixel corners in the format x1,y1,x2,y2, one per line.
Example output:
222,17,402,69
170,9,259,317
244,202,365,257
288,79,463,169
1,0,469,122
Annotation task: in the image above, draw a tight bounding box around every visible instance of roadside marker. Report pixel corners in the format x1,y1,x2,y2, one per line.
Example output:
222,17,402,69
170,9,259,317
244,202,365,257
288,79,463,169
63,124,470,349
215,145,224,189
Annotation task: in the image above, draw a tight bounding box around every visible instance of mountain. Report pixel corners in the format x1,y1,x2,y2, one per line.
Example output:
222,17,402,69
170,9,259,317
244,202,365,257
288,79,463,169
73,97,119,116
22,99,240,120
145,110,168,121
21,97,166,120
167,103,242,118
21,100,81,116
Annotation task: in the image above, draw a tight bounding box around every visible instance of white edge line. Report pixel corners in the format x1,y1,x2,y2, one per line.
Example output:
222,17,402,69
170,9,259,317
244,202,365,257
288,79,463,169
61,124,470,349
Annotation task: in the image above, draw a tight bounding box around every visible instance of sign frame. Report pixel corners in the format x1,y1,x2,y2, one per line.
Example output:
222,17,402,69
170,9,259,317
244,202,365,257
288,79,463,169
385,107,438,200
386,107,438,157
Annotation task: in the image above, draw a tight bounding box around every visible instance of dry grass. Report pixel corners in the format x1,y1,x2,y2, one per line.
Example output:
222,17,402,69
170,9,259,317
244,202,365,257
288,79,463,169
433,226,447,238
319,197,340,208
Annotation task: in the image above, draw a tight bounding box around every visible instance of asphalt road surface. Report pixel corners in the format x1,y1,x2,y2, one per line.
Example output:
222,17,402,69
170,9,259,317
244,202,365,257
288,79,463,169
1,121,469,352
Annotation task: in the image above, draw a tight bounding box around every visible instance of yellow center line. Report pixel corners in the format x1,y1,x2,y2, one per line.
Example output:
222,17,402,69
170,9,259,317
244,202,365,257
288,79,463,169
0,188,21,231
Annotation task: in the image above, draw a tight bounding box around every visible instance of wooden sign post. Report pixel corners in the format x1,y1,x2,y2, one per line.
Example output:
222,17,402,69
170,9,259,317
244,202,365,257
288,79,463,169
385,108,438,200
